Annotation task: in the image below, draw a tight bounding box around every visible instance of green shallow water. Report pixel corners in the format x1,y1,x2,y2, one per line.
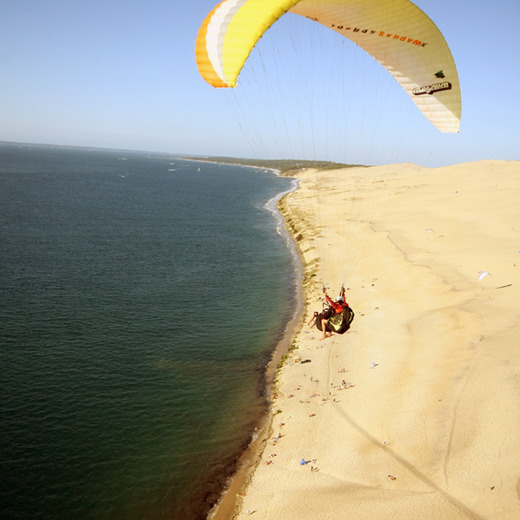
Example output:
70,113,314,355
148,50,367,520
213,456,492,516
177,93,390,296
0,144,297,520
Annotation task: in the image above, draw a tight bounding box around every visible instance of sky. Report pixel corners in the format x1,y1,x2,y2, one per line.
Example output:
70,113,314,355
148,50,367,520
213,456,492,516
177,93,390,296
1,0,519,167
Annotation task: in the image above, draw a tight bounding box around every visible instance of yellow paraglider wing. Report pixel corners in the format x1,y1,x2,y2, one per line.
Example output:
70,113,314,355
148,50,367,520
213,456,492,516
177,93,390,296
195,0,301,88
195,0,461,132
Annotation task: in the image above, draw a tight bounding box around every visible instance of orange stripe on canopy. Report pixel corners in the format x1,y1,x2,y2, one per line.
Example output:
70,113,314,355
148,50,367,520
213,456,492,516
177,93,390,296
195,1,230,88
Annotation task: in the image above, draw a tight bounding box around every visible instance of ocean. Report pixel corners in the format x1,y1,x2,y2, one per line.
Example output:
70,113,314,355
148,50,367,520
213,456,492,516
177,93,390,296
0,143,298,520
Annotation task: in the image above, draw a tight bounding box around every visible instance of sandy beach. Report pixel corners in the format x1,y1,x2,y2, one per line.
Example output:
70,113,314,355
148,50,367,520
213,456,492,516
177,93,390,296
227,160,520,519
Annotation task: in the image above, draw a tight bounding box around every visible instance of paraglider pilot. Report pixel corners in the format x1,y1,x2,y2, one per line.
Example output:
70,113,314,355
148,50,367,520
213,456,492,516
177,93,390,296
308,287,351,340
321,287,349,339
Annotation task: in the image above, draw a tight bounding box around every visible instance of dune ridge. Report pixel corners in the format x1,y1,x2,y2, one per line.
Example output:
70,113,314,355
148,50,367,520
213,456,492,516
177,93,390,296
231,160,520,520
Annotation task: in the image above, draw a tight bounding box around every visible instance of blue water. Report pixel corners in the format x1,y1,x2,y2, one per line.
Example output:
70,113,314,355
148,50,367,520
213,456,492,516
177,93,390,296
0,143,297,520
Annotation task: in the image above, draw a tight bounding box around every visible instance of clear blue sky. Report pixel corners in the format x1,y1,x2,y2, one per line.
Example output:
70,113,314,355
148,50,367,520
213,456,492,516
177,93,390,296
1,0,519,166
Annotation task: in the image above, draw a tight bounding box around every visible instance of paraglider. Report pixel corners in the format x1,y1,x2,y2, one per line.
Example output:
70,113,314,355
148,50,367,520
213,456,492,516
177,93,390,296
195,0,461,132
308,287,354,339
195,0,462,330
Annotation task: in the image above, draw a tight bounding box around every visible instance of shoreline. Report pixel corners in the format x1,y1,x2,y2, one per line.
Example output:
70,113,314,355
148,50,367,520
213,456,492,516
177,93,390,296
179,156,356,177
208,172,306,520
179,156,282,176
229,160,520,519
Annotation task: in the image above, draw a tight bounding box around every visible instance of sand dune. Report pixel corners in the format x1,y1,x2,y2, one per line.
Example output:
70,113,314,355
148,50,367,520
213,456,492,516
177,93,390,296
231,160,520,519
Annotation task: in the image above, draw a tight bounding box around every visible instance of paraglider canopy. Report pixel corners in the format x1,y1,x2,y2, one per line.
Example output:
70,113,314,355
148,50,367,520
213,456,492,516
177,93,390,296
195,0,461,133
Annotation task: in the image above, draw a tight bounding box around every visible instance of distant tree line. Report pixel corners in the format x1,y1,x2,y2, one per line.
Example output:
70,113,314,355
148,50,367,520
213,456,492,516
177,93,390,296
186,156,366,176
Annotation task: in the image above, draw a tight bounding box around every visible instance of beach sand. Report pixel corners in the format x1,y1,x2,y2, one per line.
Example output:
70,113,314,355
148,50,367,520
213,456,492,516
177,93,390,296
228,160,520,519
